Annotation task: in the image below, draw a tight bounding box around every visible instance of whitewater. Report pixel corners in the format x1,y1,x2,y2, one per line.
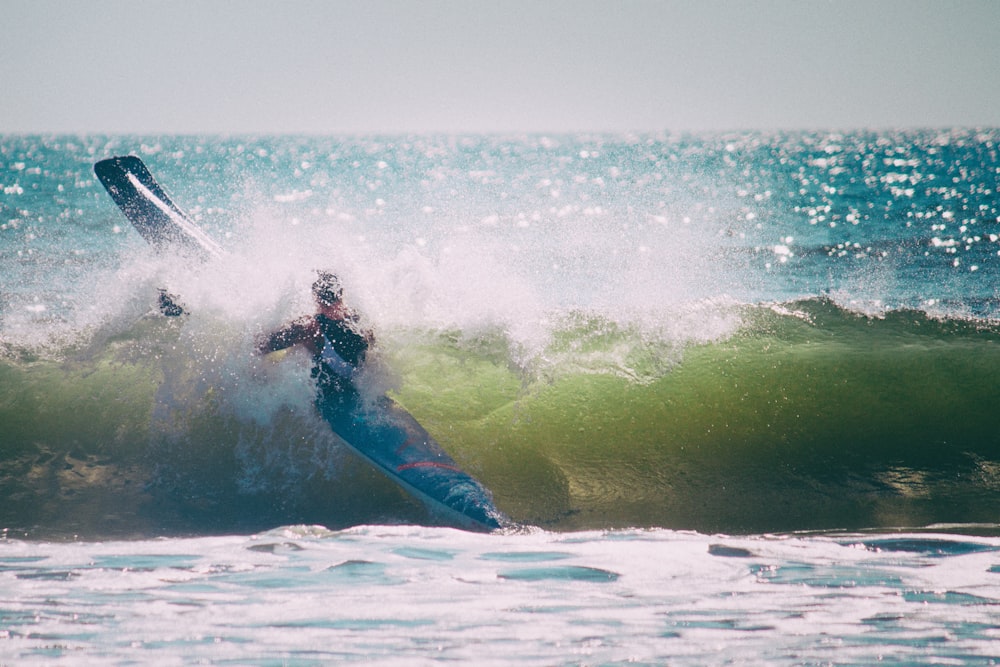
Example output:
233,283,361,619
2,131,1000,664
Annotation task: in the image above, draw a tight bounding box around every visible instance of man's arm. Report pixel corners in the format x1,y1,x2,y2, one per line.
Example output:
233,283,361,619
256,317,321,354
158,289,186,316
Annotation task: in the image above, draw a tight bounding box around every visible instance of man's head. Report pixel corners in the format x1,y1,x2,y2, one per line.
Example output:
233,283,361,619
312,271,343,306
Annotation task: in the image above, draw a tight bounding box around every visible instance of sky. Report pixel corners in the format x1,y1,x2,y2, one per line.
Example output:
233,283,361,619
3,0,999,134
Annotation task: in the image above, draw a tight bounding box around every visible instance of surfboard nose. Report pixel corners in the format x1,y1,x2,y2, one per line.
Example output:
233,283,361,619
94,155,224,259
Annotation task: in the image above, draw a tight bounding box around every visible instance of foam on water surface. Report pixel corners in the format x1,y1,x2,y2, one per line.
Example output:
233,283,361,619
4,526,1000,665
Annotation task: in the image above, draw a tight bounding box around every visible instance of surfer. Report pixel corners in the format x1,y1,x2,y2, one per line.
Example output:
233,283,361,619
94,155,507,530
256,271,373,399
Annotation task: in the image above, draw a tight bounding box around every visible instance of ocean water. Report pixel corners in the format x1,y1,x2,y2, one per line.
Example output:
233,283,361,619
2,130,1000,663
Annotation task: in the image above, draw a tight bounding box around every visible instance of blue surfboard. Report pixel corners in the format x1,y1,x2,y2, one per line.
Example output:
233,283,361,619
319,391,508,531
95,156,509,532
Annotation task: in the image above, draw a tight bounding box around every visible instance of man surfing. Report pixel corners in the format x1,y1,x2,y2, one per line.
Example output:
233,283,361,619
95,154,508,531
255,270,509,530
256,270,373,403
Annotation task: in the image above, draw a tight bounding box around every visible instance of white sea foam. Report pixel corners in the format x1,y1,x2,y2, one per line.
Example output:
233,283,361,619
3,527,1000,665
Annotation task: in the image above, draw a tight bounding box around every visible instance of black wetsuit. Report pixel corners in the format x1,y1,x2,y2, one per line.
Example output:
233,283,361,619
312,313,371,402
259,309,371,414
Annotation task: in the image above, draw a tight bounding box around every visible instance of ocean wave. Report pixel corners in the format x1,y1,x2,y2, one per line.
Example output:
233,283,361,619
3,297,1000,537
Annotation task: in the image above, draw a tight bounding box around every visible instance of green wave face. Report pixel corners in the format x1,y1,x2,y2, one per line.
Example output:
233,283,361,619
389,300,1000,533
4,299,1000,536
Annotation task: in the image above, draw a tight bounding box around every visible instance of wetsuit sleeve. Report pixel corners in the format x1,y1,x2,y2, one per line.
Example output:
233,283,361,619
256,317,319,354
158,289,186,317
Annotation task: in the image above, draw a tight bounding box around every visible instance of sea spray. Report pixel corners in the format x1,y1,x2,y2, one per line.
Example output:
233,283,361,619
2,131,1000,536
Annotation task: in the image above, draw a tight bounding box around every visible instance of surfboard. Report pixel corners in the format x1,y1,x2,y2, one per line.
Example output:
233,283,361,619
94,156,224,260
319,391,507,531
94,155,508,532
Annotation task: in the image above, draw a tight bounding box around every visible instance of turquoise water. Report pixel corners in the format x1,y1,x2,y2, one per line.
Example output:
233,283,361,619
2,131,1000,663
